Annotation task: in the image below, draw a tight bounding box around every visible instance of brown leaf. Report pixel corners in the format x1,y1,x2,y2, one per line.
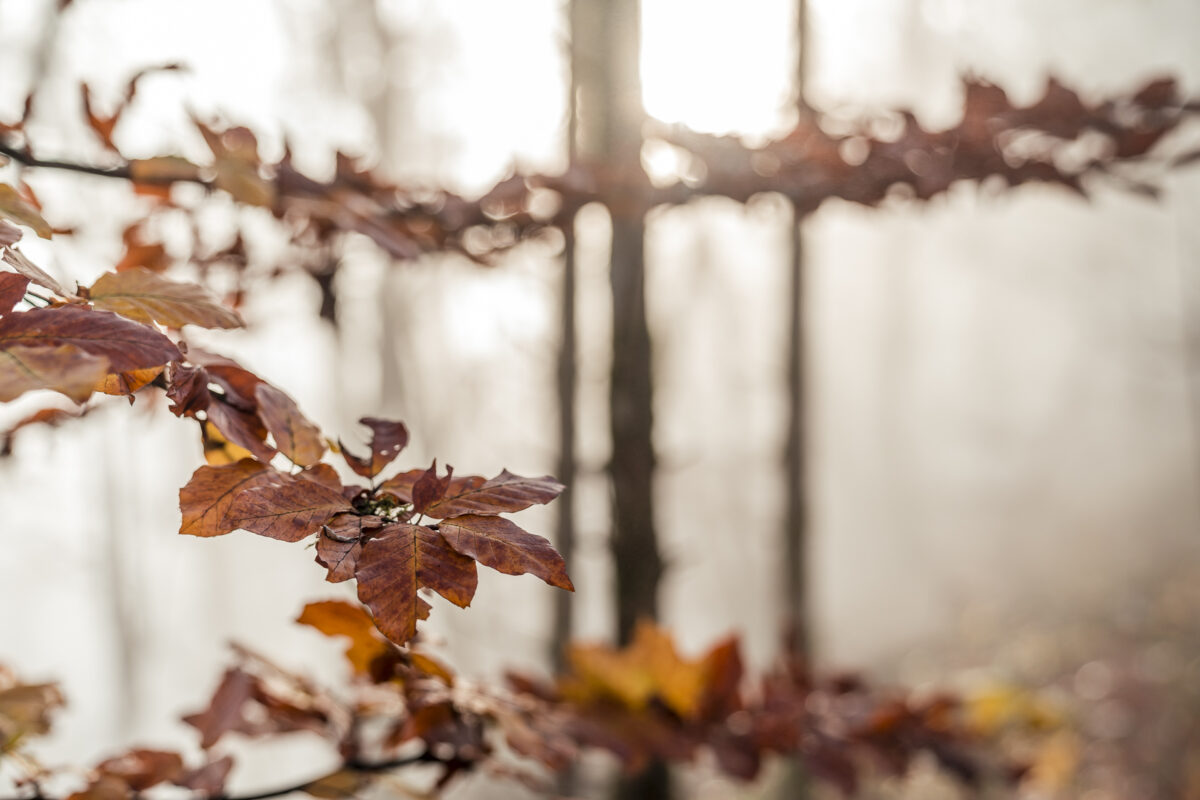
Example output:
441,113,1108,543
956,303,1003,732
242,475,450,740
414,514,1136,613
299,769,373,799
183,668,256,748
0,220,21,247
3,248,68,296
174,755,234,795
0,344,109,403
300,462,344,492
0,273,29,313
66,774,129,800
339,417,409,479
426,469,564,518
377,467,424,502
1,407,82,456
0,184,51,239
315,514,383,583
355,523,478,645
114,224,171,273
97,749,184,791
437,514,573,591
128,156,202,189
0,681,64,744
0,306,181,372
412,460,453,513
254,383,325,466
227,478,353,542
86,268,242,329
296,599,391,674
178,460,281,538
205,399,277,463
166,364,211,417
186,348,263,408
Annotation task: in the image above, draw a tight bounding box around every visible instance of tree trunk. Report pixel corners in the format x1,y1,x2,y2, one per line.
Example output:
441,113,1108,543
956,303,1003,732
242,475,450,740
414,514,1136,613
571,0,667,796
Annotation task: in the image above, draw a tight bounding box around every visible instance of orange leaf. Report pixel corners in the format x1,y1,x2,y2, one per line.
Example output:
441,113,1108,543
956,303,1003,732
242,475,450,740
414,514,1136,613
296,599,391,675
253,383,325,466
226,478,352,542
178,460,282,538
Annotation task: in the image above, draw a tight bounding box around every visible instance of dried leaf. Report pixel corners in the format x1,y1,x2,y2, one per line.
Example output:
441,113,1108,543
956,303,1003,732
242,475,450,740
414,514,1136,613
183,668,256,748
438,514,573,591
87,267,242,329
205,399,277,463
174,755,234,795
339,417,409,479
296,599,391,674
355,523,478,645
0,273,29,313
201,421,254,466
97,749,184,791
0,306,181,372
96,365,163,397
426,469,564,518
412,460,453,513
0,220,21,247
227,478,353,542
179,460,281,538
0,344,109,403
254,383,325,466
315,514,383,583
3,248,68,296
0,184,51,239
299,769,373,799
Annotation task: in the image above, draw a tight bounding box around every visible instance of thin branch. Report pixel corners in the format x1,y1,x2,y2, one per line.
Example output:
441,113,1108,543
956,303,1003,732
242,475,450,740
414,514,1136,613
0,139,134,181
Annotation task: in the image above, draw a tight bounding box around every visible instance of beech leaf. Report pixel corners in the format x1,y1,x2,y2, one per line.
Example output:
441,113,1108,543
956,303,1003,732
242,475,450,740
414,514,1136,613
254,383,325,466
0,344,108,403
183,668,256,748
0,306,181,372
339,417,409,479
315,514,383,583
438,514,573,591
426,469,564,518
355,523,478,645
296,599,391,674
205,399,277,463
179,459,281,538
96,749,184,791
0,273,29,313
227,479,353,542
2,249,68,296
0,184,51,239
86,267,242,329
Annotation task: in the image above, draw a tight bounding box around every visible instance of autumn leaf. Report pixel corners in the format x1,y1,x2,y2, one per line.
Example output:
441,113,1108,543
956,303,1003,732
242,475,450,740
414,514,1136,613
296,599,392,675
425,469,564,518
0,306,181,372
315,514,383,583
186,348,264,408
200,421,254,466
411,460,453,514
339,417,409,479
0,344,109,403
355,523,478,645
0,220,21,247
183,668,257,748
96,365,164,398
437,514,573,591
128,156,202,188
96,749,184,791
166,364,211,417
0,273,30,313
174,756,234,796
86,267,243,329
377,467,424,503
299,769,373,799
179,459,282,538
0,184,51,239
226,478,352,542
205,399,277,463
254,383,325,466
0,680,64,748
2,249,68,296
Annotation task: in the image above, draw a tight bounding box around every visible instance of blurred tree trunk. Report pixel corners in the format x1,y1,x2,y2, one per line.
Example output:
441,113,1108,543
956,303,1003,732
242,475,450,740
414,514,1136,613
572,0,668,796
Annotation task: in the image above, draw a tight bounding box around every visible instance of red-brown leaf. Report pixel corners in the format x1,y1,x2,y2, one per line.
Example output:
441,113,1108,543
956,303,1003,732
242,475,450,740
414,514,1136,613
315,513,383,583
86,267,242,329
205,399,277,463
355,523,478,645
227,479,352,542
254,383,325,466
0,273,29,313
165,364,210,417
411,461,453,514
174,756,234,796
183,668,257,748
97,749,184,791
426,469,564,518
0,344,108,403
438,514,573,591
377,467,424,503
0,306,181,372
179,460,281,538
339,417,409,479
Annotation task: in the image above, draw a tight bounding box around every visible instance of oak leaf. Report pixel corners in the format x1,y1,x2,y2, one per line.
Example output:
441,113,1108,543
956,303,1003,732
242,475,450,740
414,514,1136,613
438,514,573,591
226,478,353,542
179,459,282,538
0,344,108,403
254,383,325,466
86,267,242,329
425,469,564,518
0,306,180,372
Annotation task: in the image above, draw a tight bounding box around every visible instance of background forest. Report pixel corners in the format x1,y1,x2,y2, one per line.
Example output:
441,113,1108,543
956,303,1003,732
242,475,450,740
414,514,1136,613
1,1,1199,798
